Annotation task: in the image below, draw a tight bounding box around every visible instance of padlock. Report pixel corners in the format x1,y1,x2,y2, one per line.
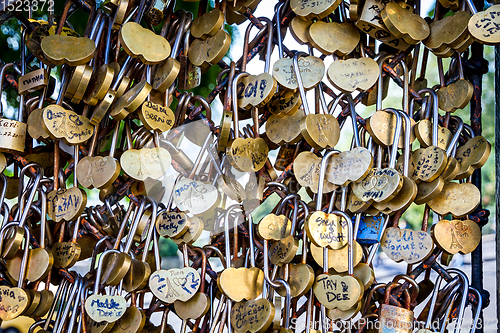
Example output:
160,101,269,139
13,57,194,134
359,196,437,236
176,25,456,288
174,247,210,320
123,198,157,291
356,215,386,245
2,163,42,259
178,27,201,90
85,249,127,324
355,0,410,50
226,72,269,172
0,222,32,320
0,62,27,153
378,283,414,333
101,198,148,286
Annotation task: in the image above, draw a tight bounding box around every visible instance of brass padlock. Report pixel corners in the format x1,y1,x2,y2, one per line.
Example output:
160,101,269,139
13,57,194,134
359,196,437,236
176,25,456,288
378,283,414,333
0,62,27,153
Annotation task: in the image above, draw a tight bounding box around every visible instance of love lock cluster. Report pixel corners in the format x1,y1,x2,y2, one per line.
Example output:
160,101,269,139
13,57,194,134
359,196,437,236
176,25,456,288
0,0,495,332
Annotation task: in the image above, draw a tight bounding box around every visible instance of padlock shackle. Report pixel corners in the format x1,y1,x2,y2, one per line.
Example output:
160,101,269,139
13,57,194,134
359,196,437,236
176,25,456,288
203,244,227,269
275,278,291,328
417,88,439,146
262,238,282,289
377,55,394,111
193,247,207,291
89,235,112,275
383,282,411,309
141,197,158,262
242,17,272,73
246,213,257,267
0,222,29,285
446,115,464,157
316,150,339,211
43,278,70,330
0,63,14,117
469,287,483,333
223,204,243,268
328,91,346,115
152,218,162,271
392,274,420,304
265,181,289,194
383,108,402,168
231,72,249,139
398,109,412,177
447,268,469,333
55,275,83,333
363,283,387,315
292,51,310,115
17,163,43,226
276,192,300,230
329,210,354,275
93,249,121,294
275,2,285,59
464,0,478,14
123,198,146,252
346,94,361,148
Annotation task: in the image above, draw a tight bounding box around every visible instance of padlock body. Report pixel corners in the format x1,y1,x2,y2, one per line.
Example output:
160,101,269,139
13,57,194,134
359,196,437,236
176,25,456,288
379,304,413,333
357,216,384,245
0,119,26,153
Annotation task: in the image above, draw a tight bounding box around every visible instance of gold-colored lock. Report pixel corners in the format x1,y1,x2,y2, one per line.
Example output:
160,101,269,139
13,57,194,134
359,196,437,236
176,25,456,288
378,283,414,333
0,62,27,153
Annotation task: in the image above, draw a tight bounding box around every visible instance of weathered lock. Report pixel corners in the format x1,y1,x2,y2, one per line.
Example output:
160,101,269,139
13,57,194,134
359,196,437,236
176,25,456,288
378,283,414,333
375,109,417,215
291,52,339,151
355,109,404,205
205,144,246,203
355,0,410,50
172,136,220,216
84,16,116,106
244,173,265,210
226,72,269,172
65,11,105,104
76,122,119,191
104,198,125,234
90,206,114,236
356,215,386,245
270,278,292,333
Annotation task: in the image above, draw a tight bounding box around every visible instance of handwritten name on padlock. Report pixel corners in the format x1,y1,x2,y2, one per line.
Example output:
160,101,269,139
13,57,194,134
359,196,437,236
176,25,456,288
47,188,87,222
230,299,275,333
149,267,200,303
381,227,433,264
0,286,29,321
156,211,189,239
313,274,363,310
85,295,127,323
306,211,348,249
